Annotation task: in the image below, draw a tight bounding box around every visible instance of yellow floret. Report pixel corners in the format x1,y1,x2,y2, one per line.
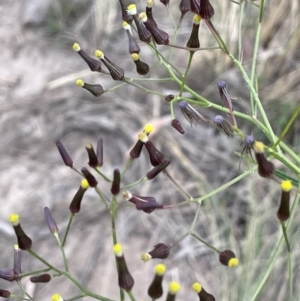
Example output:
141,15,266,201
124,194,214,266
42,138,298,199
76,79,84,87
122,21,130,30
9,213,19,225
95,50,104,59
193,15,201,24
51,294,63,301
155,264,166,276
143,123,154,134
228,257,239,267
131,53,139,61
147,0,154,7
192,282,202,293
169,282,181,294
127,4,137,15
72,43,81,51
139,12,147,22
81,179,90,189
141,253,151,262
138,132,148,143
113,243,123,257
281,180,292,192
254,141,265,153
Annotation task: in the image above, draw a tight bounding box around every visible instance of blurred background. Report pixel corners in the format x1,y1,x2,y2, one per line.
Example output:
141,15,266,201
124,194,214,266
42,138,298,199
0,0,299,300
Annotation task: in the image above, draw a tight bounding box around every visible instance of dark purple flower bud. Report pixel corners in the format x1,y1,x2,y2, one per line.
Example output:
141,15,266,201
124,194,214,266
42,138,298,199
171,119,185,134
111,169,121,195
69,179,90,214
30,274,52,283
13,245,22,277
140,13,169,45
277,181,292,221
81,167,98,187
160,0,170,6
73,43,101,72
9,214,32,251
119,0,133,23
186,15,201,49
164,94,174,102
85,143,98,168
190,0,200,15
123,22,140,54
142,243,170,262
253,142,275,178
147,160,171,180
113,244,134,292
97,136,104,167
131,53,150,75
0,269,16,282
76,79,104,97
179,0,191,21
219,250,239,267
130,140,144,159
192,283,215,301
0,289,11,298
199,0,214,20
44,207,58,234
127,5,152,43
214,115,234,137
95,50,125,81
55,139,73,168
146,0,158,28
179,101,209,125
148,264,166,299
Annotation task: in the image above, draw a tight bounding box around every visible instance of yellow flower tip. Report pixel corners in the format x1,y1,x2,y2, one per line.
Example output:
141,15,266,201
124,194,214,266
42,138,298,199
143,123,154,134
127,4,137,15
193,15,201,24
51,294,63,301
95,50,104,59
228,257,239,267
147,0,154,7
76,79,84,87
131,53,139,61
141,253,152,262
169,282,181,294
138,132,148,143
139,12,147,22
72,42,81,51
122,21,130,30
254,141,265,153
14,244,20,249
281,180,292,192
9,213,20,225
192,282,202,293
113,243,123,257
123,190,132,201
81,178,90,189
155,264,166,276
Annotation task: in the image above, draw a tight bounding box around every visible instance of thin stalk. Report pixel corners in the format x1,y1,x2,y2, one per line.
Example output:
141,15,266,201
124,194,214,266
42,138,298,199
127,291,137,301
95,186,110,208
66,294,87,301
62,213,75,247
121,158,133,178
122,176,148,190
21,267,51,278
16,281,34,301
95,168,111,182
179,52,194,97
123,78,166,96
238,0,246,60
280,221,290,252
55,233,69,272
191,233,221,253
288,249,293,300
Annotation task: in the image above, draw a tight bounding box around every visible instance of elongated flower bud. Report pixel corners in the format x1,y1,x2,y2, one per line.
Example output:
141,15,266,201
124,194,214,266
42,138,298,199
95,50,125,80
44,207,58,234
123,22,140,54
30,274,52,283
97,136,104,167
147,160,171,180
111,169,121,195
131,53,150,75
277,180,292,221
55,139,73,168
81,168,98,187
9,214,32,250
190,0,200,15
139,13,169,45
214,115,234,137
85,143,98,168
141,243,170,261
179,101,209,125
73,43,101,72
0,289,11,298
186,15,201,49
253,141,274,178
0,269,16,282
148,264,166,299
69,179,90,214
76,79,104,97
179,0,191,21
171,119,185,134
192,282,215,301
146,0,157,28
219,250,239,267
199,0,214,20
13,244,21,277
113,244,134,292
166,282,181,301
119,0,133,23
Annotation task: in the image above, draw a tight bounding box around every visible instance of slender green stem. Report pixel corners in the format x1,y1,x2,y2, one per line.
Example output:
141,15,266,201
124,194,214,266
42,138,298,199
121,158,133,178
17,281,34,301
104,82,126,93
123,78,166,96
95,168,111,182
55,233,69,272
127,290,137,301
95,186,110,208
66,294,87,301
170,233,189,248
238,0,246,60
21,267,51,278
62,213,75,247
188,203,200,233
122,176,148,190
179,52,194,97
191,233,221,253
280,221,290,252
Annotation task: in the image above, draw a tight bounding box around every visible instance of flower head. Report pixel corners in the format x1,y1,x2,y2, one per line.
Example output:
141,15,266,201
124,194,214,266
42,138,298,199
253,141,275,178
141,243,170,261
0,269,17,282
214,115,234,137
192,282,215,301
179,101,209,125
69,179,90,214
52,294,63,301
118,0,133,23
123,22,140,54
76,79,104,97
171,119,185,134
186,15,201,49
146,0,158,28
44,207,58,234
131,53,150,75
111,168,121,195
148,264,166,299
166,282,181,301
9,214,32,250
55,139,73,168
85,143,98,168
219,250,239,267
277,180,292,221
95,50,125,80
30,274,52,283
179,0,191,21
81,168,98,187
199,0,215,20
147,160,171,179
73,43,101,72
